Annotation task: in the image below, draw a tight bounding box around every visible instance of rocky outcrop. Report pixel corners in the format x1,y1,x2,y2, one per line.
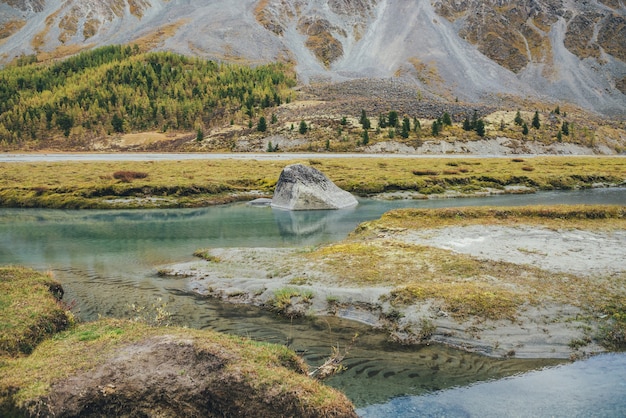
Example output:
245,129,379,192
271,164,358,210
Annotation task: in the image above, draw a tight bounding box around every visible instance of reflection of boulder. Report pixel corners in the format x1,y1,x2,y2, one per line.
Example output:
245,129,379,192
273,205,358,240
271,164,358,210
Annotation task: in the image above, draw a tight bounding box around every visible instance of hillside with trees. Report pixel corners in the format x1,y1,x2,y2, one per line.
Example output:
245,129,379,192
0,45,295,148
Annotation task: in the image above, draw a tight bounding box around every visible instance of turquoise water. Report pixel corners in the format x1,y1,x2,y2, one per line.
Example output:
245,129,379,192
358,353,626,417
1,188,625,414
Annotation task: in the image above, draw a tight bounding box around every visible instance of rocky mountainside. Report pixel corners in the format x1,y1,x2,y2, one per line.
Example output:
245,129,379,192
0,0,624,116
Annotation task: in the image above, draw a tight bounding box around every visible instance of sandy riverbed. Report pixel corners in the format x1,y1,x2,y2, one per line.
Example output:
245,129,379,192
163,223,625,359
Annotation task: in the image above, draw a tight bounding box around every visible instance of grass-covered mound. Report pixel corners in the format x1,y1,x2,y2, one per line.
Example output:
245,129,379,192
0,320,357,417
0,267,71,356
0,267,356,417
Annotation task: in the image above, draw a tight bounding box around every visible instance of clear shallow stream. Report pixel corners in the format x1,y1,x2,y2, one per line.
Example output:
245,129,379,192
1,188,625,415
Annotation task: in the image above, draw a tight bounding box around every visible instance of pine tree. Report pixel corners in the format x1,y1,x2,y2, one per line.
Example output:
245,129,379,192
388,111,398,128
532,111,541,129
471,110,478,129
401,117,410,138
522,123,529,135
431,120,440,136
196,127,204,141
475,119,485,137
561,121,569,136
514,110,523,126
378,114,387,129
257,116,267,132
442,112,452,126
413,117,420,132
299,120,308,134
463,117,472,131
111,114,124,133
359,109,370,129
362,129,369,145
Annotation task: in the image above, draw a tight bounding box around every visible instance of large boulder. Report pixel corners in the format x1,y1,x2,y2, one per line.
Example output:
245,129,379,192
271,164,358,210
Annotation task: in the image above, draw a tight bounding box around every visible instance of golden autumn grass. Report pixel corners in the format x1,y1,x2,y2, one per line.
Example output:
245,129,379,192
304,205,626,341
0,156,624,208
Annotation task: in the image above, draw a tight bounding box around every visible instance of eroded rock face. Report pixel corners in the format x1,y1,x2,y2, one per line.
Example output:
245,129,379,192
271,164,358,210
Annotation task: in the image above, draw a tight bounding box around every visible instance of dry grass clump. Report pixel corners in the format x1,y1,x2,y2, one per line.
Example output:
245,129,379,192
389,283,522,321
192,249,221,263
412,169,439,176
597,295,626,350
112,170,149,182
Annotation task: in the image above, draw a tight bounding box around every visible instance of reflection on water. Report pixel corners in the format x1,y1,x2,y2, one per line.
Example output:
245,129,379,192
1,188,625,411
358,353,626,417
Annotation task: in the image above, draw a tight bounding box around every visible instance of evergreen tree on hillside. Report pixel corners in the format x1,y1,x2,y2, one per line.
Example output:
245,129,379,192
431,120,441,136
413,117,420,132
532,111,541,129
388,111,399,128
471,110,478,129
257,116,267,132
475,119,485,137
442,112,452,126
401,117,410,138
111,114,124,133
360,109,371,129
299,120,308,134
378,114,387,129
463,117,472,131
522,123,529,135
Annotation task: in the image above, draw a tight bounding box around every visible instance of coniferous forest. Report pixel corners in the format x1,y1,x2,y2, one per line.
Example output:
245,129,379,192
0,45,296,146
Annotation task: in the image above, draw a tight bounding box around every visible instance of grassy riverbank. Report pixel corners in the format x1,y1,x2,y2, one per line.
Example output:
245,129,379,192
0,267,356,417
0,156,624,208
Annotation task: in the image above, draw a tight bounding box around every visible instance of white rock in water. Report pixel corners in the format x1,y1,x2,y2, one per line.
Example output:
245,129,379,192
271,164,358,210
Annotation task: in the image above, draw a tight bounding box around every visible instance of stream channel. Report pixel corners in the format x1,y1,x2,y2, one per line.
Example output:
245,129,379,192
1,188,625,416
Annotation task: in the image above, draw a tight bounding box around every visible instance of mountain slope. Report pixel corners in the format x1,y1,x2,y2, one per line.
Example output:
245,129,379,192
0,0,624,116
